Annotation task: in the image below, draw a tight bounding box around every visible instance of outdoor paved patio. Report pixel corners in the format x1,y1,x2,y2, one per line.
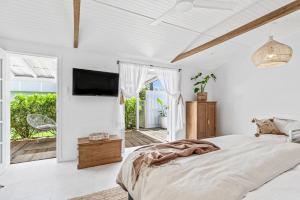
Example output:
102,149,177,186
11,138,56,164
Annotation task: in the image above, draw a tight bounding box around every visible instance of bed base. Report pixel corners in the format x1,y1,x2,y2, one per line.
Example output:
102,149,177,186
128,193,134,200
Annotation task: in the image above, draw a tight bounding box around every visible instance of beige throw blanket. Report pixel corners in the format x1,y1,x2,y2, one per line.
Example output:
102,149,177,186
131,139,220,188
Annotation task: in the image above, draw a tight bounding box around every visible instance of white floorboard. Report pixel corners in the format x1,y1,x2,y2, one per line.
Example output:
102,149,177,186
0,148,135,200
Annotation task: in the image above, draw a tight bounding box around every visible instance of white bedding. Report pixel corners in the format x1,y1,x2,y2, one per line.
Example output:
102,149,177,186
244,165,300,200
213,135,300,200
118,135,300,200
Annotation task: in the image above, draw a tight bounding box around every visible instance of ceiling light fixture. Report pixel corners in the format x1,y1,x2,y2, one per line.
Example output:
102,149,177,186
252,36,293,68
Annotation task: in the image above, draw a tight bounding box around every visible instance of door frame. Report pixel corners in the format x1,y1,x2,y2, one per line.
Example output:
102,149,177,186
0,48,9,174
7,51,63,163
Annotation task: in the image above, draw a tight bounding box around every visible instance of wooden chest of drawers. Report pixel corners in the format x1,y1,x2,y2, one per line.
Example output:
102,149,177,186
77,136,122,169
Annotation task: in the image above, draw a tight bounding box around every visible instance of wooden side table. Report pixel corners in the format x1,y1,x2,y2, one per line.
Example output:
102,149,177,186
77,135,122,169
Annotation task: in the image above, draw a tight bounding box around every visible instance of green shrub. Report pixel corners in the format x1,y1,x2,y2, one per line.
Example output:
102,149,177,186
125,97,137,129
124,87,148,129
125,97,144,129
11,93,56,140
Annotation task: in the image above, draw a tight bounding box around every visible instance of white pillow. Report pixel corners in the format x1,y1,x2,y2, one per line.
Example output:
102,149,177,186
273,118,300,134
273,118,300,143
288,130,300,143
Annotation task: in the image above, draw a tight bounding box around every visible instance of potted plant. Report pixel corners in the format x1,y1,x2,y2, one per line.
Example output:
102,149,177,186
157,98,168,129
191,72,216,102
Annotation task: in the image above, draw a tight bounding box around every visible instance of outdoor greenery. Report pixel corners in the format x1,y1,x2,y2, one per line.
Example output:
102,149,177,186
10,93,56,140
157,98,168,117
124,86,148,129
191,72,216,93
125,97,139,129
11,130,54,140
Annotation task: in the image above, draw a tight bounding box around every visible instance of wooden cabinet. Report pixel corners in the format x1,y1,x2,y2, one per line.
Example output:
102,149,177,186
186,101,216,139
77,136,122,169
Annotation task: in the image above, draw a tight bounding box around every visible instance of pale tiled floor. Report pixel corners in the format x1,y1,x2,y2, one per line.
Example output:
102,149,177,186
0,148,135,200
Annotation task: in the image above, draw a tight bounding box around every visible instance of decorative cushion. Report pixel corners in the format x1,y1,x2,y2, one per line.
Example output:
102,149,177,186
252,118,285,137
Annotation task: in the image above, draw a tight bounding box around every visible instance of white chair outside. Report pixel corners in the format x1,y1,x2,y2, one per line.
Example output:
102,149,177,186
27,114,56,139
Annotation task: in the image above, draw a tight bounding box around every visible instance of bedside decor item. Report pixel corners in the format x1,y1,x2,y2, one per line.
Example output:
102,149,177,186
88,132,109,141
78,135,122,169
191,72,216,102
157,97,168,129
252,36,293,68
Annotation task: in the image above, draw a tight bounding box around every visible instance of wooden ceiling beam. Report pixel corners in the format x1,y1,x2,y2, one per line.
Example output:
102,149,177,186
73,0,81,48
171,0,300,63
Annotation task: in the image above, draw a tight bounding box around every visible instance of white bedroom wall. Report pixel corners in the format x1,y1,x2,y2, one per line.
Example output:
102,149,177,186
212,32,300,136
0,37,179,161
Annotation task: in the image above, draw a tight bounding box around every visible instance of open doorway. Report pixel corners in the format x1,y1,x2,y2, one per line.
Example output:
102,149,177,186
8,53,57,164
125,77,168,148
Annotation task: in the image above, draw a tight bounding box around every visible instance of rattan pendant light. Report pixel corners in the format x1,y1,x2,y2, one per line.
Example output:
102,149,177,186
252,36,293,68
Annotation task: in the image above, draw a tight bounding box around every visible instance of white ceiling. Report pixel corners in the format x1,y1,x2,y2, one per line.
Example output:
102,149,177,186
0,0,299,69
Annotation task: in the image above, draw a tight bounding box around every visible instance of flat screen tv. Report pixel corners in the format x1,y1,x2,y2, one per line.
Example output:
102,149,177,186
72,68,119,96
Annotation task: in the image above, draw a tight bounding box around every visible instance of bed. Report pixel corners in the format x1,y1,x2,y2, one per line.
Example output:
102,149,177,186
117,134,300,200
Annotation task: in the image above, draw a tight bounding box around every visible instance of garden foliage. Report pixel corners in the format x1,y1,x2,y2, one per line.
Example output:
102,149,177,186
11,93,56,140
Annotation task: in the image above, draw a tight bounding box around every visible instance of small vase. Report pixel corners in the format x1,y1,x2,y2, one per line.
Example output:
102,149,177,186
197,92,207,102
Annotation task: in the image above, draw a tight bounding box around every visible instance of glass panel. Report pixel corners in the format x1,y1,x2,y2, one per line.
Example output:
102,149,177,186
0,124,2,142
0,59,2,78
0,81,2,99
0,102,2,121
0,59,3,164
0,144,2,163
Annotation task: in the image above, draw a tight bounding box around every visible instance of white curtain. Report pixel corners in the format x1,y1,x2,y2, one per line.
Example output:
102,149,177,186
155,68,184,141
145,91,167,128
117,62,150,147
119,63,150,98
117,61,183,146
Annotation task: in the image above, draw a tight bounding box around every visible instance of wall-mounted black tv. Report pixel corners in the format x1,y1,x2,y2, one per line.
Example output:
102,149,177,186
72,68,119,96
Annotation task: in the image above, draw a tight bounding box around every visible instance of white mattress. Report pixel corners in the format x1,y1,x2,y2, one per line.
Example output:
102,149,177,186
206,135,300,200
